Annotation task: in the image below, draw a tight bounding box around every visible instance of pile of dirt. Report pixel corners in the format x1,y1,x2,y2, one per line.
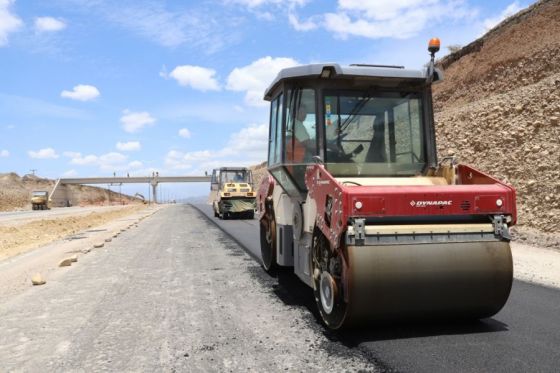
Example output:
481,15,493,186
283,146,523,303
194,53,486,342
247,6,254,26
433,0,560,244
0,173,29,210
0,173,140,212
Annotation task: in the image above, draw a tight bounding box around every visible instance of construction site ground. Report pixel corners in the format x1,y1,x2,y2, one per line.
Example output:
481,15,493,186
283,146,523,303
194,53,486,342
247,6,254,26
0,204,559,372
0,205,146,263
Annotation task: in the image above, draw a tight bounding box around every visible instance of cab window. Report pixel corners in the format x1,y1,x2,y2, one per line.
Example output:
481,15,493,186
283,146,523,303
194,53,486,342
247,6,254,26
268,93,283,165
285,88,316,164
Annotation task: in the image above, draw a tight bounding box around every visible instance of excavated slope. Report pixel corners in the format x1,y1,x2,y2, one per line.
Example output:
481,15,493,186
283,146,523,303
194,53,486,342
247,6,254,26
433,0,560,238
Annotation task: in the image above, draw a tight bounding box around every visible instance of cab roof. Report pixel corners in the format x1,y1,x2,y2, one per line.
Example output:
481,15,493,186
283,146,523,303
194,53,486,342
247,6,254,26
218,167,250,172
264,63,430,101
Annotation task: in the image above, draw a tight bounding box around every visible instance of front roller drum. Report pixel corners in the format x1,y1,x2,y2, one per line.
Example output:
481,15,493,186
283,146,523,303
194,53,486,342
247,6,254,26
313,240,513,329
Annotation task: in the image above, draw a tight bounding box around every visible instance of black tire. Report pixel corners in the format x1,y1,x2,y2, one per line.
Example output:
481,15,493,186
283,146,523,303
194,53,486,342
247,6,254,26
260,217,277,274
247,211,255,220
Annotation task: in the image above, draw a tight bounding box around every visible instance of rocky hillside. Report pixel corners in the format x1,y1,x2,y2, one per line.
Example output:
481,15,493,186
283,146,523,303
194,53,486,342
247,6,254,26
0,173,140,211
250,161,268,191
433,0,560,240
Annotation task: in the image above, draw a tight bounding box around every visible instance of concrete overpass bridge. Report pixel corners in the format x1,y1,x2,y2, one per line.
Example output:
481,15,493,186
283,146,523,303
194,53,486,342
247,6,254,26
51,175,211,206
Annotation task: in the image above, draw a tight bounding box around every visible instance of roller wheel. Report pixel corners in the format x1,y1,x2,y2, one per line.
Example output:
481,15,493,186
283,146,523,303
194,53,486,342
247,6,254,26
312,231,348,329
259,215,277,273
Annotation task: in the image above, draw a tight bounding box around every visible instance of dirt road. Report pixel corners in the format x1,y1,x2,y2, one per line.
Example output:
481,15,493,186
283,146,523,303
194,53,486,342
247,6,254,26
0,204,373,372
0,205,138,225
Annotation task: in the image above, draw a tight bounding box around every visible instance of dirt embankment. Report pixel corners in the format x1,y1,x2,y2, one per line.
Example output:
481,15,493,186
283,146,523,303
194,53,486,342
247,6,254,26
0,173,140,212
433,0,560,246
250,161,268,191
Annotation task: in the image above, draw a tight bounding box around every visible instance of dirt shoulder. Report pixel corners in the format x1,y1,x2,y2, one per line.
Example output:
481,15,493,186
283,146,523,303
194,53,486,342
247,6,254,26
0,206,163,300
0,205,146,261
512,241,560,289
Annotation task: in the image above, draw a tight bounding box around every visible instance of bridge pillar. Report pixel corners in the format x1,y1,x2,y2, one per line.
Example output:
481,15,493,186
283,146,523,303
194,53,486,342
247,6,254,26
151,182,158,204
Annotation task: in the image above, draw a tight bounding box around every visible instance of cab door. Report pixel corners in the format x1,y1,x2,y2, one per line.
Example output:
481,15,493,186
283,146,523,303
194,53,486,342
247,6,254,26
210,169,219,191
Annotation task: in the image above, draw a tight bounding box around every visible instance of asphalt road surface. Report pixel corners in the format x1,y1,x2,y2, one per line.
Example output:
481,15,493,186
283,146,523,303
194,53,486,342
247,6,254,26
194,203,560,373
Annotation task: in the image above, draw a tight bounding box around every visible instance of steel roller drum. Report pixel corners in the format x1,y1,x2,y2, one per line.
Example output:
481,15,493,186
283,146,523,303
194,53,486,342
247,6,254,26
341,241,513,326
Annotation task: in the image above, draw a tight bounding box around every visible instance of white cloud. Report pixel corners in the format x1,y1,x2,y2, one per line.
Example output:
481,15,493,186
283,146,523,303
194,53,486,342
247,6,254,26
168,65,220,91
0,149,9,157
225,124,268,156
482,2,524,33
99,152,127,164
34,17,67,32
69,153,98,166
226,56,299,106
0,0,22,46
164,150,193,170
184,150,213,162
326,1,476,39
178,128,191,138
0,93,90,120
228,0,308,8
128,160,143,169
116,141,141,151
164,123,268,172
62,169,78,177
232,0,474,40
120,110,156,133
61,85,100,101
28,147,59,159
288,13,318,31
68,1,238,52
68,151,135,172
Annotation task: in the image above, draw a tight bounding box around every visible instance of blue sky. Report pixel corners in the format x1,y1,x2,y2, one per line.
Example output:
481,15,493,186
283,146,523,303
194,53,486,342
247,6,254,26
0,0,533,199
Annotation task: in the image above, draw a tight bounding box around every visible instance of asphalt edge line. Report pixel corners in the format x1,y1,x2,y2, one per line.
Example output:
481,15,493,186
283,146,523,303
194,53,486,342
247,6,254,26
189,203,262,264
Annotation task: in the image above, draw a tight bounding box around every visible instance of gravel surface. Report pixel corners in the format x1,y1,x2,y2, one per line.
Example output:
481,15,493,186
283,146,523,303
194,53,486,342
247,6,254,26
0,204,375,372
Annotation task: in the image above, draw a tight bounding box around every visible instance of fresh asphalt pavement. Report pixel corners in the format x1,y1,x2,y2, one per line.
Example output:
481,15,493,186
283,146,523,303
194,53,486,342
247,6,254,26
194,203,560,373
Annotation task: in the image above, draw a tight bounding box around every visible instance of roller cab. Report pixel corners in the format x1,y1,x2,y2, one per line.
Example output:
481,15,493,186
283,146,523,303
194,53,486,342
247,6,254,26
257,40,516,329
